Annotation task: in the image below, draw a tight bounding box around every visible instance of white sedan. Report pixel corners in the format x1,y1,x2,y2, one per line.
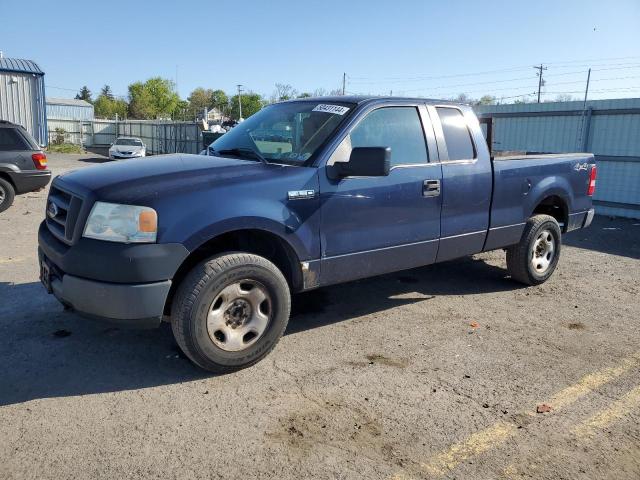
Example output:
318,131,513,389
109,137,146,160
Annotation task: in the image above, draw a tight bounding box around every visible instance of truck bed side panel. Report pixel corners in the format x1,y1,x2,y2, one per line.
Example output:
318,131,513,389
485,154,594,251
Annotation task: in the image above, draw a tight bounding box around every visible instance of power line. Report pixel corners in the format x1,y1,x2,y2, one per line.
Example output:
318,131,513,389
348,60,640,86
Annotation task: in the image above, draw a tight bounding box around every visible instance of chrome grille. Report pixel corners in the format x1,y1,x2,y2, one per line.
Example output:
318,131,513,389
46,185,84,244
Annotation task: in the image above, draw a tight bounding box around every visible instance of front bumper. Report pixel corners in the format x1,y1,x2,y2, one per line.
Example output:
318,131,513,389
38,221,189,327
9,170,51,194
109,152,145,159
45,266,170,328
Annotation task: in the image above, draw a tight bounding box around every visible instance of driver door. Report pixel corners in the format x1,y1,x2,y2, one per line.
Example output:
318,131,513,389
318,104,442,285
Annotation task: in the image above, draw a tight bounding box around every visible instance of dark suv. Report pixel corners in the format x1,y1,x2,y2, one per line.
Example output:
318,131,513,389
0,121,51,212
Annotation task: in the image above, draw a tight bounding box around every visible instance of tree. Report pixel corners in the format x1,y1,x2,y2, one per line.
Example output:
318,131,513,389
174,100,190,121
475,95,497,106
128,77,180,119
100,85,114,100
75,86,92,102
272,83,298,102
554,94,576,102
187,87,214,113
229,92,265,120
297,92,312,98
94,94,128,119
211,89,228,112
453,93,471,104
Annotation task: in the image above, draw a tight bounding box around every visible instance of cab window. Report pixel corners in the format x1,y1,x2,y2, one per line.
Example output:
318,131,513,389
436,107,476,161
330,107,429,167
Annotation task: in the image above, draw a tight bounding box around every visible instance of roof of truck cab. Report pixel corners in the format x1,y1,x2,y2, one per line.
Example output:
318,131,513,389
280,96,464,106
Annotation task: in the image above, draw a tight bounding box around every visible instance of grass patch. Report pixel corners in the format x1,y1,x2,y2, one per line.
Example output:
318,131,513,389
47,143,84,154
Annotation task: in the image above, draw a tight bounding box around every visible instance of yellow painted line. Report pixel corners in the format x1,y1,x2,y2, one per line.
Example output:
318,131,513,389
390,351,640,479
548,352,640,410
420,422,518,476
573,384,640,438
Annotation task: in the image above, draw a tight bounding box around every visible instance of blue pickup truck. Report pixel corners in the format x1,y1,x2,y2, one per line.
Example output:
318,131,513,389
38,97,596,372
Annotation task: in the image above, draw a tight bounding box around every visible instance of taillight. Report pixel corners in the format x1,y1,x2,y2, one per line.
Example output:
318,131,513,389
587,165,597,196
32,153,47,170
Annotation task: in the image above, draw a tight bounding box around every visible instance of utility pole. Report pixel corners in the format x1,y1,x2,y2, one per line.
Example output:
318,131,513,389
237,84,243,120
342,73,346,96
533,64,547,103
582,68,591,108
576,68,593,152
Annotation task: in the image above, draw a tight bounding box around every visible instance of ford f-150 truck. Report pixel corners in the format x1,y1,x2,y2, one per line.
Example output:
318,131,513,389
38,97,596,372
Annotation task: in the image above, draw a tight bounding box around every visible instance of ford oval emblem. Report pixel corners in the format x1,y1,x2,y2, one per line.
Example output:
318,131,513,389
47,201,59,218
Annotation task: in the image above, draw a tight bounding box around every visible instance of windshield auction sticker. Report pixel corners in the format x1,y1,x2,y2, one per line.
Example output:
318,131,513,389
312,104,350,115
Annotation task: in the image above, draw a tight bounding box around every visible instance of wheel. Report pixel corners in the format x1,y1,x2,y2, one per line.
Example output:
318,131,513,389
0,178,16,213
171,252,291,373
506,214,561,285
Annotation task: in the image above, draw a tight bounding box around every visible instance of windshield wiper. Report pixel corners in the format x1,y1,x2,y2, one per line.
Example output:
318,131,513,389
214,147,267,164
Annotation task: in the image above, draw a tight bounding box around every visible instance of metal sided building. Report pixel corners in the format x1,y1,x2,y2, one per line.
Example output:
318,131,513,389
46,97,95,146
46,97,94,121
475,98,640,219
0,56,47,145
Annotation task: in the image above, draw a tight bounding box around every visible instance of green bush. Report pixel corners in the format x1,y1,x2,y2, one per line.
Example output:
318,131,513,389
47,143,84,154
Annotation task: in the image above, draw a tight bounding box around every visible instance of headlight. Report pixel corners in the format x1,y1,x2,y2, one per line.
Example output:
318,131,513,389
83,202,157,243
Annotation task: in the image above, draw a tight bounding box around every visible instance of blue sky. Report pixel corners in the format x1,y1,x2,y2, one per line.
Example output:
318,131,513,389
2,0,639,102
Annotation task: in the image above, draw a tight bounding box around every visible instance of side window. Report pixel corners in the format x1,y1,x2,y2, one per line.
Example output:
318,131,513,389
0,128,28,151
436,107,476,161
334,107,428,166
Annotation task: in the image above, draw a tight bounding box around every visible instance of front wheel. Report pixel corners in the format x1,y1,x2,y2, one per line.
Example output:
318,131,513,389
171,252,291,373
506,214,562,285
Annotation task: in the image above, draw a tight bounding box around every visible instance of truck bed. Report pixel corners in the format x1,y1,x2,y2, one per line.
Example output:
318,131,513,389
483,152,595,251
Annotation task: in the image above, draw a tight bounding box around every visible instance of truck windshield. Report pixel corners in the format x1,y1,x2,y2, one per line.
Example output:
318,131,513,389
209,101,355,166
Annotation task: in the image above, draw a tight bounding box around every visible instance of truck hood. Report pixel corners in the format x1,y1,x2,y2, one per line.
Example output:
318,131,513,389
56,154,294,204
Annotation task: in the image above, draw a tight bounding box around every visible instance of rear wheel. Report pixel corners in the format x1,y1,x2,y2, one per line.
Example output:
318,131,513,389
0,178,16,213
171,252,291,373
506,214,561,285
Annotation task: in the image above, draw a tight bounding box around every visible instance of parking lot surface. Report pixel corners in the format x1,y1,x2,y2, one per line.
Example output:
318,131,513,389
1,152,639,479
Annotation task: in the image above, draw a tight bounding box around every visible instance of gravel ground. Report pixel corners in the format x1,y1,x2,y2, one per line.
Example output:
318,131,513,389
1,152,639,480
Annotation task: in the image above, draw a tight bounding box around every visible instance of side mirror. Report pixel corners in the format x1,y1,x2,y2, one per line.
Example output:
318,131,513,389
333,147,391,178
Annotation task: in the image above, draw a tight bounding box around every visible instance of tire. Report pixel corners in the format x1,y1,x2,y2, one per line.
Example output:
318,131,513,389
171,252,291,373
0,178,16,213
506,214,561,286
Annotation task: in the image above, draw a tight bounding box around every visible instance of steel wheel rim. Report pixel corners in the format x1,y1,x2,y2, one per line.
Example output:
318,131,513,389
531,229,555,274
206,280,271,352
0,186,5,203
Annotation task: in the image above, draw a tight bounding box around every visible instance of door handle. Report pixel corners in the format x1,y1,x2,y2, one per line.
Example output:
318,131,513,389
423,179,441,197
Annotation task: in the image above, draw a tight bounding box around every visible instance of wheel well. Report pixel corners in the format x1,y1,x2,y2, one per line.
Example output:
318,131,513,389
0,172,16,189
163,229,303,316
532,195,568,231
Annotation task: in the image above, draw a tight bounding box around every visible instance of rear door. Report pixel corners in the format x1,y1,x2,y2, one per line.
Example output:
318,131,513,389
428,105,492,262
318,103,443,285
